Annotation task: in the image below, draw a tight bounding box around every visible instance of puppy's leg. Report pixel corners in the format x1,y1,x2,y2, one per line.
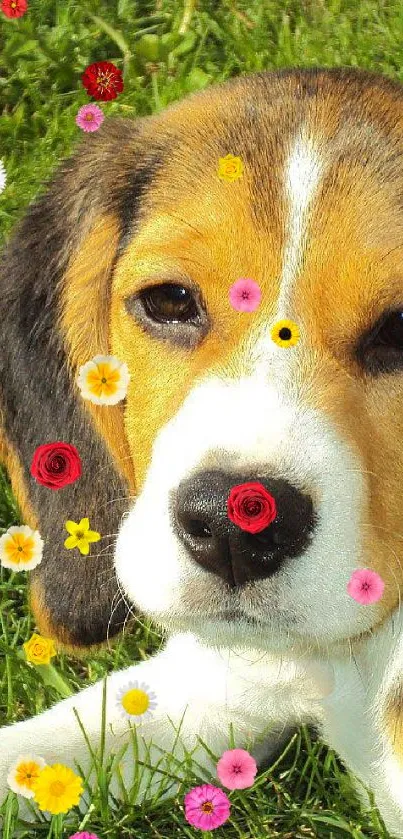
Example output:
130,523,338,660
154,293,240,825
0,634,317,818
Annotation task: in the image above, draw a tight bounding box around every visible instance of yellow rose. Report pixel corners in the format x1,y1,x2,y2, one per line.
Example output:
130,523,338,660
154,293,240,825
23,633,57,666
217,154,244,182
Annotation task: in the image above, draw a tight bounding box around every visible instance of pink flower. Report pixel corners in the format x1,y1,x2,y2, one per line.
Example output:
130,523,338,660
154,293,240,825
68,833,100,839
229,278,261,312
216,748,257,789
184,783,231,831
75,104,104,133
347,568,385,605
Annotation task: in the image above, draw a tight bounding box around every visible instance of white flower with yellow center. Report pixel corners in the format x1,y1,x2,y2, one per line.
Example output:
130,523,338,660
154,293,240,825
76,355,130,406
0,525,44,572
116,681,158,722
7,754,46,799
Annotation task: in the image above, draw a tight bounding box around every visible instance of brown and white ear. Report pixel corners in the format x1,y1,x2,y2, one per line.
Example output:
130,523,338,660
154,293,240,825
0,119,164,648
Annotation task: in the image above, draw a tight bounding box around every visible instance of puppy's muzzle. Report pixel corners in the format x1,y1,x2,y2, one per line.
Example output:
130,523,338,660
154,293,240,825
173,470,317,587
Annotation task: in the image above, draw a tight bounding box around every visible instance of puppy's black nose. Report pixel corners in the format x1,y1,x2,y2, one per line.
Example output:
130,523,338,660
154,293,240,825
173,470,317,587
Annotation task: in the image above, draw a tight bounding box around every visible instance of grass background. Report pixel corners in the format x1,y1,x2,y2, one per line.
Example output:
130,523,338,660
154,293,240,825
1,0,403,836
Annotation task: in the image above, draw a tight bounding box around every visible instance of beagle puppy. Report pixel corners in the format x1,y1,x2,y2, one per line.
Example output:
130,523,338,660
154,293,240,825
2,66,403,835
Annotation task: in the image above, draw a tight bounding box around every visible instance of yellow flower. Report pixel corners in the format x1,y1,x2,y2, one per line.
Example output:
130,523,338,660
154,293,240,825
77,354,130,405
270,319,300,348
116,680,158,722
217,154,244,182
32,763,83,815
7,754,46,799
64,517,101,556
23,633,57,666
0,525,44,572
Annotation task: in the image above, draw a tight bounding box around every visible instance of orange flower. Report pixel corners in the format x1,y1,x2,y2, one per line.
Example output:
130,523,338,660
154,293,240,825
7,754,46,798
77,355,130,405
0,525,43,571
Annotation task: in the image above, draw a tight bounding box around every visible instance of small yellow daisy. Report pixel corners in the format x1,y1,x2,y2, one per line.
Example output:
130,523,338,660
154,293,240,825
23,633,57,666
7,754,46,799
32,763,83,815
270,319,300,348
116,680,158,723
0,525,44,572
64,517,101,556
77,354,130,405
217,154,244,182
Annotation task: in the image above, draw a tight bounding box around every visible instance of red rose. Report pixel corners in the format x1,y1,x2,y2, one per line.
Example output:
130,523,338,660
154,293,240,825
82,61,124,101
30,442,82,490
227,482,277,534
1,0,28,17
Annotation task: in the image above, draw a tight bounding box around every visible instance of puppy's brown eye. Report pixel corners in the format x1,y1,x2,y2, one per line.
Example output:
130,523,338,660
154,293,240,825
357,310,403,375
140,284,199,324
125,281,210,350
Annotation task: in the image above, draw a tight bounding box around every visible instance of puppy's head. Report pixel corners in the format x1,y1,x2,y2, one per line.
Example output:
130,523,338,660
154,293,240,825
3,67,403,652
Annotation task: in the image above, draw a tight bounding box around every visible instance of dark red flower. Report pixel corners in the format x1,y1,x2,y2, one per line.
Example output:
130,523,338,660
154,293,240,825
30,443,82,490
227,482,277,534
82,61,124,101
1,0,28,18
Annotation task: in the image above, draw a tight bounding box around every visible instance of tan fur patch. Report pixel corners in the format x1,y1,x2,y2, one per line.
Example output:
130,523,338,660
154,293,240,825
61,215,136,493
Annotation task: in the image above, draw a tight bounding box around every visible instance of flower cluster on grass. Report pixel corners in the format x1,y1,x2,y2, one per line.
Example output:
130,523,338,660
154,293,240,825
184,748,258,830
7,757,83,814
6,740,258,831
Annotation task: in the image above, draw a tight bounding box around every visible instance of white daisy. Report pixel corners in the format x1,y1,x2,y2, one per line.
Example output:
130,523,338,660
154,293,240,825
7,754,46,799
0,159,7,194
116,680,158,723
76,354,130,406
0,525,44,572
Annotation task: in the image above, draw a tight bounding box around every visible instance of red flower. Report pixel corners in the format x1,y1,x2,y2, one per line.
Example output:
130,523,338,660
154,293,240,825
82,61,124,101
227,482,277,534
30,443,82,491
1,0,28,18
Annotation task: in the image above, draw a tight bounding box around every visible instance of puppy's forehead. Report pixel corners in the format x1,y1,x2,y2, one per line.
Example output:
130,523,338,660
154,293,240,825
119,70,403,247
115,70,403,355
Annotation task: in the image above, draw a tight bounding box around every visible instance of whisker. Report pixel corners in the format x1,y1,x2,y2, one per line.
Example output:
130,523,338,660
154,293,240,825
95,496,137,513
106,589,124,651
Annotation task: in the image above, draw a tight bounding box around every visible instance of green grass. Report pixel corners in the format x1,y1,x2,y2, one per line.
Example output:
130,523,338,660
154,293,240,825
1,0,403,835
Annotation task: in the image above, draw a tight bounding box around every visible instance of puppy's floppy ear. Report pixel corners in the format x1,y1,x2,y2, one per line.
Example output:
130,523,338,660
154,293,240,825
0,118,165,648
